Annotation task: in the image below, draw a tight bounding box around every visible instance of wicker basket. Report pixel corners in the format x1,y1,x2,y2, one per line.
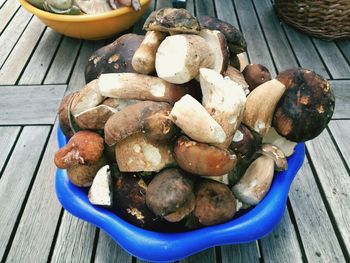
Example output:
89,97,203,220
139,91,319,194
274,0,350,40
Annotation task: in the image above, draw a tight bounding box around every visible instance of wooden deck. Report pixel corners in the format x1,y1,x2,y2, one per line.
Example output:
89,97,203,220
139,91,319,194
0,0,349,262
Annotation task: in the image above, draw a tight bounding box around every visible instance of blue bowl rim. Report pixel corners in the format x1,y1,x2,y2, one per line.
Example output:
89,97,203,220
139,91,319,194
55,126,305,262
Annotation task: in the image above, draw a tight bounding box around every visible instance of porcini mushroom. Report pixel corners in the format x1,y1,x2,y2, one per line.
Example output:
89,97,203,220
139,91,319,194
231,124,261,160
242,64,271,91
104,101,177,146
174,136,237,177
88,165,112,206
242,79,286,137
74,105,116,130
132,31,167,74
98,73,187,104
143,8,200,34
199,68,246,148
170,94,226,144
232,144,287,205
273,68,335,142
262,127,297,157
223,65,250,95
58,92,79,138
155,34,215,84
146,168,195,221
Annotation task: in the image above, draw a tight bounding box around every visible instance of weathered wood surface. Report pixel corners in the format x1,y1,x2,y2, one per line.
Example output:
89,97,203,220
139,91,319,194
0,126,50,260
0,126,21,173
329,80,350,119
0,85,66,125
328,121,350,166
221,243,260,263
0,0,20,34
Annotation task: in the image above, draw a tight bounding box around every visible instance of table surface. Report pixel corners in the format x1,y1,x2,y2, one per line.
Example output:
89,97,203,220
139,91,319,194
0,0,349,262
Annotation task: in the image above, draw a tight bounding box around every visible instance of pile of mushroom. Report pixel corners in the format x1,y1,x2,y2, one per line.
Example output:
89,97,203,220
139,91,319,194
54,8,335,231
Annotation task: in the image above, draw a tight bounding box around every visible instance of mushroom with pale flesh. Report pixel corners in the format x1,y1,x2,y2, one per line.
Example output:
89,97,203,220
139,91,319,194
273,68,335,142
174,136,237,177
199,68,247,148
242,64,271,91
223,65,250,95
170,94,226,144
143,8,200,34
146,168,195,222
88,165,113,206
232,143,287,205
155,34,215,84
242,79,286,137
98,73,187,104
262,127,297,157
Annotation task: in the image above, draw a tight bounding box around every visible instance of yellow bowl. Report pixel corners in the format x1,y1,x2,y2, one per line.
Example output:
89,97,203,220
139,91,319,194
19,0,151,40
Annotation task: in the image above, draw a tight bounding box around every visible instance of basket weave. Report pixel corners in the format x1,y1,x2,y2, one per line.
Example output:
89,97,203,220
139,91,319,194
274,0,350,40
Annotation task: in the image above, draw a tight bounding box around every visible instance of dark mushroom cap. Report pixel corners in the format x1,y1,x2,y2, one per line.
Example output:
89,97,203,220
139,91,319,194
273,68,335,142
143,8,200,34
197,15,247,54
242,64,271,91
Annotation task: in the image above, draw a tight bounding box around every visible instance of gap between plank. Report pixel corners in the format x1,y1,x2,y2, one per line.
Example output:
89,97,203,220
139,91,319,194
47,208,65,263
90,228,100,263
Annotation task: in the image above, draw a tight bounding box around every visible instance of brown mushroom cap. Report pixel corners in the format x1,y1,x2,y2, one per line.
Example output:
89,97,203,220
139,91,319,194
260,143,288,171
143,8,200,34
174,136,237,177
242,64,271,91
146,168,195,217
194,179,236,226
58,92,79,138
273,68,335,142
197,15,247,54
230,124,261,160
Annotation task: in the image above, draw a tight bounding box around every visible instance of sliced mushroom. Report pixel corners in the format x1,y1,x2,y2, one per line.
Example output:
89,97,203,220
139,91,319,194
197,15,247,54
174,136,237,177
85,34,144,83
70,79,104,116
170,94,226,144
199,29,229,74
143,8,200,34
155,34,215,84
54,131,104,169
88,165,112,206
98,73,187,103
115,133,175,172
200,68,246,148
132,31,167,74
193,179,236,226
104,101,177,146
242,79,286,137
146,168,195,218
223,65,250,95
230,52,249,72
273,68,335,142
262,127,297,157
242,64,271,91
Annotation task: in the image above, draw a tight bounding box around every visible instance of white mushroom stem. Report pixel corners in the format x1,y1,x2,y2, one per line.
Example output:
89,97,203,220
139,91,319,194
224,65,250,96
263,127,297,157
201,174,229,185
232,155,274,205
170,94,226,144
115,133,175,172
98,73,185,103
71,79,104,116
199,68,246,148
88,165,112,206
237,52,249,72
242,79,285,137
132,31,166,74
155,34,215,84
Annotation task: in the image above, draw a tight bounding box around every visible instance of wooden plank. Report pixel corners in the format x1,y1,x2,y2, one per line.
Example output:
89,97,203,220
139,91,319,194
19,28,62,85
215,0,239,28
0,85,66,125
5,122,62,263
0,126,50,261
253,0,298,72
337,40,350,65
260,210,303,263
156,0,172,9
180,247,216,263
0,0,20,34
221,243,260,263
0,16,46,84
0,0,7,8
44,37,82,85
0,126,21,173
289,158,346,262
0,7,32,67
94,231,133,263
283,24,330,79
329,80,350,119
186,0,194,15
233,0,276,77
328,120,350,167
306,129,350,257
313,38,350,79
195,0,215,17
50,213,95,263
67,40,105,92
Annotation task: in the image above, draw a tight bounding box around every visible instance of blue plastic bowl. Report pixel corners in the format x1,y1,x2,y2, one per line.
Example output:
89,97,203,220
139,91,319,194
55,127,305,262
